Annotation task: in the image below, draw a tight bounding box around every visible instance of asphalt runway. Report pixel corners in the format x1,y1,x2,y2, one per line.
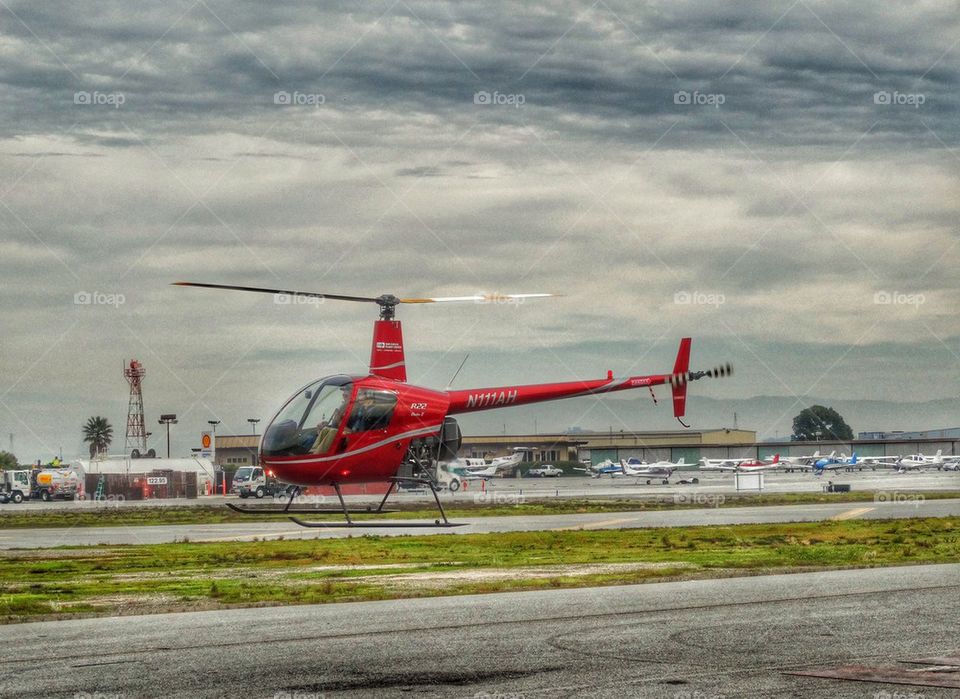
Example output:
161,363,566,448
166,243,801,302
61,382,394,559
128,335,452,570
2,563,957,698
3,468,957,514
0,498,955,548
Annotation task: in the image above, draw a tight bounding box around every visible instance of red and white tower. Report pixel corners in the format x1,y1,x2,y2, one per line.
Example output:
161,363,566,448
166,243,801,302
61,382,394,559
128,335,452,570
123,359,147,455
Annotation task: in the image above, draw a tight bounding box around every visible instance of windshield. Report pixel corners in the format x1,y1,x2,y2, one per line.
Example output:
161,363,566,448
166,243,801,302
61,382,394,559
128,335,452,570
262,375,354,457
234,467,254,482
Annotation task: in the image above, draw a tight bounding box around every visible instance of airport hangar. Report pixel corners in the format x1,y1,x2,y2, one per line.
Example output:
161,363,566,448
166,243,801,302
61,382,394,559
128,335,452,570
211,429,757,470
459,427,960,468
213,426,960,471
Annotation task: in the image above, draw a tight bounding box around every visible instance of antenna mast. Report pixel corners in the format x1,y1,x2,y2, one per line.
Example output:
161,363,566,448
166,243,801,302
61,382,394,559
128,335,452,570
123,360,147,455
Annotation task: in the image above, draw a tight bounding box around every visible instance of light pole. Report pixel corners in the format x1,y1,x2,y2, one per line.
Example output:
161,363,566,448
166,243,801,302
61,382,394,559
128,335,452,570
207,419,221,460
158,414,177,458
247,418,260,465
206,420,222,491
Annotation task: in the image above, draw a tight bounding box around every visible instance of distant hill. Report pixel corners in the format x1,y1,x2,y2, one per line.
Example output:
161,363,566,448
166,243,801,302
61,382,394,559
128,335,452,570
455,394,958,440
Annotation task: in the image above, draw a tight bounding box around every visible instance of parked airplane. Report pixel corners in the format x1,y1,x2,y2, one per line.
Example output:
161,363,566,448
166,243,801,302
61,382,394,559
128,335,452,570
582,459,626,477
779,451,831,470
812,452,850,475
698,457,752,471
837,452,900,469
619,457,685,484
895,450,958,472
453,450,526,480
715,455,781,472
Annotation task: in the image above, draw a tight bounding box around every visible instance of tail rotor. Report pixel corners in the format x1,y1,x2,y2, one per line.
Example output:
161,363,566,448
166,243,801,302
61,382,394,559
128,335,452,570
668,338,733,427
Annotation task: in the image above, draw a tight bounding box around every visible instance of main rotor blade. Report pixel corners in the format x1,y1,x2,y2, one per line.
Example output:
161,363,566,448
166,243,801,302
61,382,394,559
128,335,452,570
399,293,559,304
172,282,379,304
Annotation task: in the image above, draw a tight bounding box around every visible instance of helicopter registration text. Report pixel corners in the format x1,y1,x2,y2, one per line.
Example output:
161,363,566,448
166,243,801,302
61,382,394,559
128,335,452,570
465,390,519,408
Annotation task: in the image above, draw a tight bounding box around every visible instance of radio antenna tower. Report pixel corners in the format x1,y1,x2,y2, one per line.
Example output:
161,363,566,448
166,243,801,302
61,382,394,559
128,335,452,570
124,359,147,455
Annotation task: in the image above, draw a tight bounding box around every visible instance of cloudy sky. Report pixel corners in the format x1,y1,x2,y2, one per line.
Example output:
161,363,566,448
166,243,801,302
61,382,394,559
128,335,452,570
1,1,958,460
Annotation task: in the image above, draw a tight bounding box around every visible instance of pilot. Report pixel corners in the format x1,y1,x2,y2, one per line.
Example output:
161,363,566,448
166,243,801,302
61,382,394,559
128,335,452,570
310,404,346,454
347,393,377,432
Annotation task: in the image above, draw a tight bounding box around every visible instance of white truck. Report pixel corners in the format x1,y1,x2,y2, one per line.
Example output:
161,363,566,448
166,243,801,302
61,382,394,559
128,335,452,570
435,464,462,492
398,462,463,492
526,464,563,478
232,466,300,499
0,470,32,503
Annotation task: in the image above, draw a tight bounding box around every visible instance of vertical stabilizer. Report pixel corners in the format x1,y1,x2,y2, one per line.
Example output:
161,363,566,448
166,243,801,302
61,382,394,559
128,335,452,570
370,320,407,381
671,338,692,425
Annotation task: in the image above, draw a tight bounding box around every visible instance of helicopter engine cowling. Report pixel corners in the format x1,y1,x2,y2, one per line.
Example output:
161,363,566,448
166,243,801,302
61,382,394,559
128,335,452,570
438,416,462,462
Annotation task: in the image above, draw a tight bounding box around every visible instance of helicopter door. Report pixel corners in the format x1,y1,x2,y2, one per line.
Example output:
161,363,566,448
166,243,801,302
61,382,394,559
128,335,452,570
339,389,399,454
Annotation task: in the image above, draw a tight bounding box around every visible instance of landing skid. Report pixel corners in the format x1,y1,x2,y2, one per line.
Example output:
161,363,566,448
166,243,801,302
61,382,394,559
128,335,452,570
289,478,467,529
225,502,398,515
289,518,465,529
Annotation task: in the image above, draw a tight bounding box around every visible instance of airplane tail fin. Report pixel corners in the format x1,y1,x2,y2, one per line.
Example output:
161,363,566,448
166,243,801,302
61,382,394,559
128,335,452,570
772,454,780,464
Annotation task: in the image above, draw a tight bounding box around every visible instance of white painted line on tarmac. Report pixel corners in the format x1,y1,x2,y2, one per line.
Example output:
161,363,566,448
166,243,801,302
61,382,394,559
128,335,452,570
550,516,641,532
830,507,875,521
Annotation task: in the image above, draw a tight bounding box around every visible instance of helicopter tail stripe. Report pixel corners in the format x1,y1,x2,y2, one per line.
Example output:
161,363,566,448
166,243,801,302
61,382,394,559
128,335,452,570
370,361,406,371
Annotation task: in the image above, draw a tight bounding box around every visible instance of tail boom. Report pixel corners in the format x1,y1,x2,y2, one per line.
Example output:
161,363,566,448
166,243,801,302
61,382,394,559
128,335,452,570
446,338,731,423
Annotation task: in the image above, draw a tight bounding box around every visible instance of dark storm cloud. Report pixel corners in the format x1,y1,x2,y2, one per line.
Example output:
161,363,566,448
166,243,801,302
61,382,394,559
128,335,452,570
0,1,955,147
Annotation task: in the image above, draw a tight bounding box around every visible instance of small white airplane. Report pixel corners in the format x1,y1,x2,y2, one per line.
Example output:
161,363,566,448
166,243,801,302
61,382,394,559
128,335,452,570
454,450,526,480
895,450,958,472
698,457,752,471
618,458,685,484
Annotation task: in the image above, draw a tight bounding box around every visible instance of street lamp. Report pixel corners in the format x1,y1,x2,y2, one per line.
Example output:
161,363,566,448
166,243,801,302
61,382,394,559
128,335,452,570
247,418,260,465
158,414,177,458
207,420,221,459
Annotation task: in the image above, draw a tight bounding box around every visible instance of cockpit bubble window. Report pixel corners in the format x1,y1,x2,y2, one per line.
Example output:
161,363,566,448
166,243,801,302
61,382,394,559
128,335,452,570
262,376,353,457
345,389,398,432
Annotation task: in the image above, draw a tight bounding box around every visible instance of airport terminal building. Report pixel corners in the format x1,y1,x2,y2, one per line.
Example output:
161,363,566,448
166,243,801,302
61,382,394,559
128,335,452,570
213,427,960,472
461,429,758,466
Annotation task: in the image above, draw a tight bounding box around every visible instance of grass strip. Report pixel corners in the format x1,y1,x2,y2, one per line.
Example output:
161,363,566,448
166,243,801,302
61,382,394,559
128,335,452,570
0,491,957,529
0,516,956,624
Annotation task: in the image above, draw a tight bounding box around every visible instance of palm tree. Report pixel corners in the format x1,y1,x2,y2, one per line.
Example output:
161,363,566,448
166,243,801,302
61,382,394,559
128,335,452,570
82,416,113,458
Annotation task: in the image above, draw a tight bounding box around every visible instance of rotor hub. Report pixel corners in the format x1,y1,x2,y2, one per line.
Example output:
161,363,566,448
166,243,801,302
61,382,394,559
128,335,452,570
375,294,400,319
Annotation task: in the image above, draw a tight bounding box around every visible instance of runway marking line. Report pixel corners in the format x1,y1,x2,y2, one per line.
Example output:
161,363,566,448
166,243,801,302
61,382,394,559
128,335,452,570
830,507,874,521
550,516,640,532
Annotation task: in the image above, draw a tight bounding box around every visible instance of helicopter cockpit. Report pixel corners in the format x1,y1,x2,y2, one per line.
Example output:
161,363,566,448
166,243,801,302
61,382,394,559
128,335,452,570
261,375,355,457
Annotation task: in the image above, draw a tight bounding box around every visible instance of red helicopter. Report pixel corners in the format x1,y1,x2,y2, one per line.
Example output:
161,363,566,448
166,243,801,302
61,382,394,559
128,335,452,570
175,282,732,527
